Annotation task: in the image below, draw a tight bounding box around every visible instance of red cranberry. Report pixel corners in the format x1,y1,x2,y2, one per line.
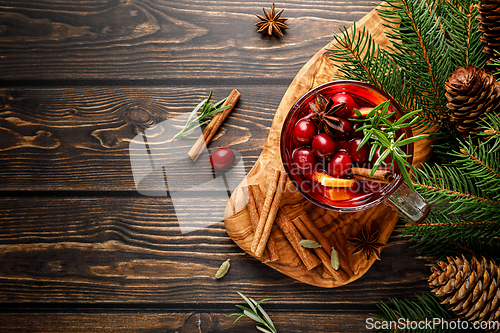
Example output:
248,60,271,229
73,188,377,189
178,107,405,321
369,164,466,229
336,140,350,152
351,122,364,138
350,138,370,165
327,152,352,177
210,147,235,171
371,147,392,168
332,93,355,119
336,119,353,140
312,133,336,159
292,147,317,172
292,118,317,145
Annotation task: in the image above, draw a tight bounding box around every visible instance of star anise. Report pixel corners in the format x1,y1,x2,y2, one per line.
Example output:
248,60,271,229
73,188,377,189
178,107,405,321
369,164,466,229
347,226,384,260
255,3,290,37
309,92,345,137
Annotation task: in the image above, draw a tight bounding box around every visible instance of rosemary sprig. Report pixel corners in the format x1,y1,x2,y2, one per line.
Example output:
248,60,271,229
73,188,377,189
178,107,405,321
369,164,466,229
228,292,277,333
351,100,429,191
173,90,230,139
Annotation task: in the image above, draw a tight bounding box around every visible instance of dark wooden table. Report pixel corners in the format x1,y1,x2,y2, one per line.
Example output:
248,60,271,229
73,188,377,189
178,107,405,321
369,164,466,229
0,1,430,332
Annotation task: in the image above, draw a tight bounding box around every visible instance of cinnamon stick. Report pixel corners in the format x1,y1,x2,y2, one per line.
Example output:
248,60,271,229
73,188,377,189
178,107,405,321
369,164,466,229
298,214,353,276
250,170,281,256
187,89,241,162
253,171,287,259
250,185,321,271
246,186,278,262
351,167,394,183
292,217,341,279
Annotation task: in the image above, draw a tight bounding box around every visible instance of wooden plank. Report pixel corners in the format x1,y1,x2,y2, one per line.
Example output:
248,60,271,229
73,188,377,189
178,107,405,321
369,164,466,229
0,312,373,332
0,0,375,80
0,195,429,303
0,85,285,190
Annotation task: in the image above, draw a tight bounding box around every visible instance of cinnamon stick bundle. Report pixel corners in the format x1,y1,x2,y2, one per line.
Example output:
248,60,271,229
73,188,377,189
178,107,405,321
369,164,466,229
187,89,241,162
251,170,287,259
246,186,279,262
250,185,321,271
351,167,394,183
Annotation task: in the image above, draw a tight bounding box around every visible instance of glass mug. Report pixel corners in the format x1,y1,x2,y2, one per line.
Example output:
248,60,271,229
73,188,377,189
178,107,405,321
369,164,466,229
280,80,430,224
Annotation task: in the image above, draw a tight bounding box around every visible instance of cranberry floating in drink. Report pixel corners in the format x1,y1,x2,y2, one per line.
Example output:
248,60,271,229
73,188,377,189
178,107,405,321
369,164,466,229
281,80,430,224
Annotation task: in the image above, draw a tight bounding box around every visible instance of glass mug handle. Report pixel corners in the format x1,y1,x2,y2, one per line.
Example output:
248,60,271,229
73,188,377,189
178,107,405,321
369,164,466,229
384,181,430,224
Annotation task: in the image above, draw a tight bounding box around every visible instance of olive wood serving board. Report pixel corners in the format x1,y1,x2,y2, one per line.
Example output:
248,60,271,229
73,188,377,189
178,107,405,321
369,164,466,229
224,6,433,288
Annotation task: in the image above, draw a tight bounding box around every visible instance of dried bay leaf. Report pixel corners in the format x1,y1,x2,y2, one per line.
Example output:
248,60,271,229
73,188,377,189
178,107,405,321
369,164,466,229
300,239,321,249
215,259,230,279
331,248,340,270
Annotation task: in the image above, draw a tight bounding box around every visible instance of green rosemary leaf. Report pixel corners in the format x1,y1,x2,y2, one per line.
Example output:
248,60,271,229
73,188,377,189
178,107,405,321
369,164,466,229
256,326,273,333
228,313,246,324
230,292,277,332
396,134,429,147
243,310,266,325
371,149,391,177
237,292,257,313
173,91,228,140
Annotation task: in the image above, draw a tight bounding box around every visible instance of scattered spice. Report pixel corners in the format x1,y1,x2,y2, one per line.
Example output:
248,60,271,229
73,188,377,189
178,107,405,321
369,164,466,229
300,239,321,249
187,89,241,162
215,259,231,279
347,226,384,260
331,248,340,270
255,3,290,37
292,216,341,279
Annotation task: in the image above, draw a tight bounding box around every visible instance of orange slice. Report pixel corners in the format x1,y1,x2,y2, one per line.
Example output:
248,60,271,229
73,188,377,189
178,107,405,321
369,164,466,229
308,170,355,188
326,188,355,201
320,177,355,187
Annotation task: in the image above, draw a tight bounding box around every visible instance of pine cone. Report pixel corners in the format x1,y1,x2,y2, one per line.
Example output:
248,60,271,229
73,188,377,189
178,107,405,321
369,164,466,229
477,0,500,64
429,256,500,329
445,65,500,139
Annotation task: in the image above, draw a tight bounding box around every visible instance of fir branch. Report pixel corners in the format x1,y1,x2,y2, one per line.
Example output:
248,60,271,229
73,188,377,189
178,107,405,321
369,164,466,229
327,24,417,115
402,211,500,261
370,294,458,333
379,0,452,125
443,0,487,68
412,164,500,221
478,113,500,151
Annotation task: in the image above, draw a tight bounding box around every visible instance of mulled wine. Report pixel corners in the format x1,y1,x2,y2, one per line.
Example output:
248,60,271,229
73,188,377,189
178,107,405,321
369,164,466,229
281,80,413,212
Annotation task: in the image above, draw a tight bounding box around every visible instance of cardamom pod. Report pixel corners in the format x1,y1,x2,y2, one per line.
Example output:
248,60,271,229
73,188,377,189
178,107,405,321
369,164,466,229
215,259,230,279
331,248,340,270
300,239,321,249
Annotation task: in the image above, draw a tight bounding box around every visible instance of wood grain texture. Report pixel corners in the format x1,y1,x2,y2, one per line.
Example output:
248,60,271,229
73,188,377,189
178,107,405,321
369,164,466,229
0,0,437,331
0,85,284,190
0,195,429,303
224,7,434,288
0,0,375,80
0,312,375,332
